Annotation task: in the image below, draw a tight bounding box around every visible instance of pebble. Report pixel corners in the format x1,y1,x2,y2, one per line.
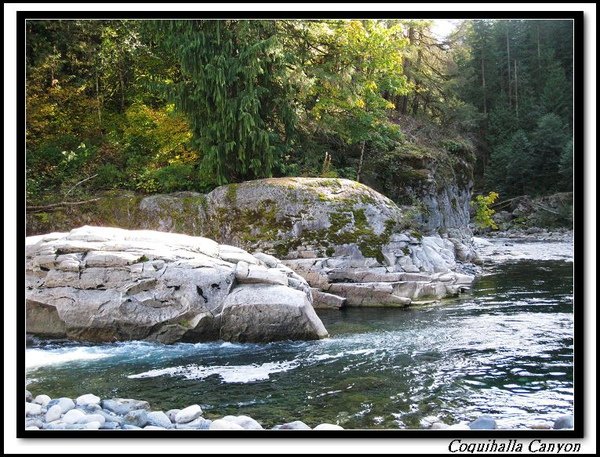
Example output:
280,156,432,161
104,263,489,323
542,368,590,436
209,419,245,430
45,405,62,423
146,411,173,429
124,409,149,428
175,404,203,424
278,420,312,430
144,425,166,430
25,390,33,402
33,394,52,406
48,397,75,414
25,402,42,416
62,409,86,424
313,423,344,430
76,394,101,406
101,398,149,415
176,417,211,430
222,415,263,430
100,421,120,430
166,409,181,423
78,414,106,426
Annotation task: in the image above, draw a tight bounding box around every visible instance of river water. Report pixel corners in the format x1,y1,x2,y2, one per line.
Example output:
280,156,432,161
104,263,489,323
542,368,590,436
25,239,574,429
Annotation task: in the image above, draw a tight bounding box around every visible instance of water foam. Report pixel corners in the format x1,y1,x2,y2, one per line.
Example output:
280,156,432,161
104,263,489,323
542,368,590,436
128,360,299,383
26,347,112,370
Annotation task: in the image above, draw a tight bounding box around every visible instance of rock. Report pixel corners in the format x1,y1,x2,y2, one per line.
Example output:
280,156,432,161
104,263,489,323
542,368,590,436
310,289,346,309
430,422,450,429
166,409,181,423
25,402,43,416
76,393,101,406
553,415,574,429
62,409,87,424
47,397,75,413
146,411,173,429
176,417,212,430
468,415,497,430
33,394,51,406
25,426,40,430
26,419,44,428
26,226,327,343
100,421,120,430
174,404,203,424
83,421,102,430
101,398,150,416
124,409,149,428
78,414,106,426
313,423,344,430
278,420,312,430
220,284,328,342
209,419,245,430
25,390,33,402
327,283,411,307
96,409,124,424
144,425,167,430
45,404,62,422
221,415,263,430
122,424,142,430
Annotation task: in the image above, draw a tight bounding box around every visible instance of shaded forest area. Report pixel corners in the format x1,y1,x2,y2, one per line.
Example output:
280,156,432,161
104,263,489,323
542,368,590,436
25,19,573,205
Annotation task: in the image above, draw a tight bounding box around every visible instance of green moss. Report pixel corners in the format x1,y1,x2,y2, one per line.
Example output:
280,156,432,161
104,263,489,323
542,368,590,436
410,230,423,241
225,183,238,204
402,246,410,256
325,247,335,257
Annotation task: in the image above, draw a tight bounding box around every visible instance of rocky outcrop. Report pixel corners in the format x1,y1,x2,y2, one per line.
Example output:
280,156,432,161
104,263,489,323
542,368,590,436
26,178,478,308
25,226,328,343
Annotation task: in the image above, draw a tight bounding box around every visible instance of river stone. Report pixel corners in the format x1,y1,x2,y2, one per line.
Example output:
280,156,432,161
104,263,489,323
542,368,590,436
313,423,344,430
25,426,40,430
25,390,33,402
83,421,102,430
47,397,75,414
33,394,51,406
124,409,149,427
96,409,124,424
76,393,101,406
209,419,245,430
100,421,120,430
553,415,574,429
45,404,62,422
78,413,106,426
144,425,166,430
101,398,150,415
25,402,43,416
26,226,327,344
176,417,212,430
310,289,346,309
123,424,142,430
468,415,497,430
26,419,44,429
62,409,87,424
166,409,181,423
220,284,328,342
146,411,173,429
278,421,312,430
221,415,263,430
174,404,203,424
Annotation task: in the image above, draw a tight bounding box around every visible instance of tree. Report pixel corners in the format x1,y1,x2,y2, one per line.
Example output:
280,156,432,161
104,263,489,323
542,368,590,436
153,20,296,185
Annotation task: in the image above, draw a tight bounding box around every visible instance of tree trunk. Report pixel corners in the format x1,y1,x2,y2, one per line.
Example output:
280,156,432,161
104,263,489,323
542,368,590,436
356,141,366,183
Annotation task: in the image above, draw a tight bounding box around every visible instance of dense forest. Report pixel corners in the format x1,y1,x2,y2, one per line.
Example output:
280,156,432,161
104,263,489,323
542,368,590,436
25,19,574,206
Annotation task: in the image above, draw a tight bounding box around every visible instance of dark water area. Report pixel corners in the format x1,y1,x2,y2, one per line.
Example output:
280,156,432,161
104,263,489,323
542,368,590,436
26,258,574,429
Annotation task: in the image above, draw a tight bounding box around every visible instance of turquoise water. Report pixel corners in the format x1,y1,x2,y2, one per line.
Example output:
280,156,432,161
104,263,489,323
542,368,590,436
26,258,574,429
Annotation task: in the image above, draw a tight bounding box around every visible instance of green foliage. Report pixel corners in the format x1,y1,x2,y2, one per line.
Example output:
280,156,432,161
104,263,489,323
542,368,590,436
471,191,499,230
153,20,296,185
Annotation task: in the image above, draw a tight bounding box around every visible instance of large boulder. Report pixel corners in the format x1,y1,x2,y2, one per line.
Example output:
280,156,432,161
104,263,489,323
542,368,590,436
25,226,327,343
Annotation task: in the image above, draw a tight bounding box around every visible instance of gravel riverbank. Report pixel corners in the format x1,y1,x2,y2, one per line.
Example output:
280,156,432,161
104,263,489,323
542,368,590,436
25,390,573,431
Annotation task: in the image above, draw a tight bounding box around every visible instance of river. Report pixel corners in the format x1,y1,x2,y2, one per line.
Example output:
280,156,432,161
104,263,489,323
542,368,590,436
25,238,574,429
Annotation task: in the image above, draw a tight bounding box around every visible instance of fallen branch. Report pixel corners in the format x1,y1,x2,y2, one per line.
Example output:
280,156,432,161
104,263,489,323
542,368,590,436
64,173,98,197
533,203,562,216
490,195,526,209
27,198,101,212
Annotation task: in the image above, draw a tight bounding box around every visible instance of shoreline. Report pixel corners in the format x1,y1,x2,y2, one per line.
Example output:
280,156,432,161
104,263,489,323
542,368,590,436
25,390,573,432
